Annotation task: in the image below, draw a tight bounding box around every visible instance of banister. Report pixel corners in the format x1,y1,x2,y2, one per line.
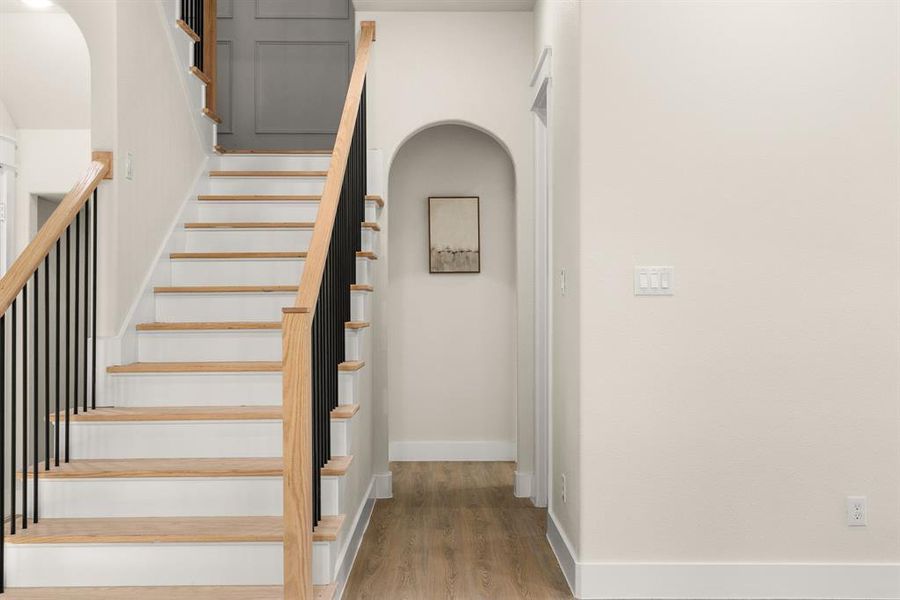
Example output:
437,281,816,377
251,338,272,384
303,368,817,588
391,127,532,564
291,20,375,313
282,20,375,599
0,156,111,316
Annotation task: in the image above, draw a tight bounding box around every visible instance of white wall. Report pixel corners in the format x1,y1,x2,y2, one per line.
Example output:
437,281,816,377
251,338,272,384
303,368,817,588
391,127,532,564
15,128,91,248
533,0,582,552
358,10,534,473
387,124,516,459
538,1,900,597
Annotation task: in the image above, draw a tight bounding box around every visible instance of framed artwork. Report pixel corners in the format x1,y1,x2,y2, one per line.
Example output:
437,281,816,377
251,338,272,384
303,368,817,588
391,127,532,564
428,196,481,274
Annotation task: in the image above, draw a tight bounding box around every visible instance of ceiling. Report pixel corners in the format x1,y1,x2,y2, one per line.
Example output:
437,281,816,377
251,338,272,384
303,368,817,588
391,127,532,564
0,6,90,129
353,0,535,11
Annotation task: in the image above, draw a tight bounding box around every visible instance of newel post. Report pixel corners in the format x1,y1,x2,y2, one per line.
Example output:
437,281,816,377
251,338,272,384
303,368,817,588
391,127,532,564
282,309,313,599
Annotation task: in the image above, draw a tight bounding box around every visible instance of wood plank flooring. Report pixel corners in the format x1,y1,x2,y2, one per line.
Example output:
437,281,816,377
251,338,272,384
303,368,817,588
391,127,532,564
343,462,572,599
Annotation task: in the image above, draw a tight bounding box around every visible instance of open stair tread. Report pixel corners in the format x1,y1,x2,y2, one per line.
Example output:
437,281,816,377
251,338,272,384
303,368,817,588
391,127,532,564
6,514,344,544
17,456,352,479
107,361,281,373
209,171,327,178
135,320,369,331
60,405,358,422
18,457,284,479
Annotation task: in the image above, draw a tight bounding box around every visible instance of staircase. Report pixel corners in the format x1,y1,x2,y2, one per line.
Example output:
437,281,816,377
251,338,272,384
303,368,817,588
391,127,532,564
4,153,382,597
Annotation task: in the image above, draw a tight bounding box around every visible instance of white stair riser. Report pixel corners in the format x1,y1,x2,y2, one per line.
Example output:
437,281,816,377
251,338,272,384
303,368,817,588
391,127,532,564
198,201,319,222
171,258,305,286
185,229,314,252
214,155,331,171
156,291,369,322
17,477,282,518
321,475,343,518
196,199,380,223
110,372,281,407
65,419,350,458
155,292,295,322
362,228,377,253
137,329,364,363
356,256,372,286
208,177,325,196
6,543,283,587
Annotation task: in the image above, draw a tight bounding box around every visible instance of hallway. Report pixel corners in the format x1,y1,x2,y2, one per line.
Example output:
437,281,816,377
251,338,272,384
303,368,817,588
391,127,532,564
344,462,571,599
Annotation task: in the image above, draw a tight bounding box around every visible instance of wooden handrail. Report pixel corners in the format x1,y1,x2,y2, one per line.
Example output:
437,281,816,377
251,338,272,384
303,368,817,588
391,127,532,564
203,0,217,114
0,156,111,316
291,21,375,313
281,21,375,599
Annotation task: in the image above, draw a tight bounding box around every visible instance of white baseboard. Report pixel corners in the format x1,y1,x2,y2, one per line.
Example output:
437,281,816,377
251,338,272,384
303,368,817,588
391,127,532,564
333,476,376,600
546,512,900,599
514,470,533,498
389,441,515,461
373,471,393,499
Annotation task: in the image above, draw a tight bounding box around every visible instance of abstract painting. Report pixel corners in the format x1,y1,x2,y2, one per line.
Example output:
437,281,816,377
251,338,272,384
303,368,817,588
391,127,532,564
428,196,481,273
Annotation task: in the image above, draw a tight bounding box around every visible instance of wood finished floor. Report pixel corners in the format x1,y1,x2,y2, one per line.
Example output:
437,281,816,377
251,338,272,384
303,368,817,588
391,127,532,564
344,462,572,600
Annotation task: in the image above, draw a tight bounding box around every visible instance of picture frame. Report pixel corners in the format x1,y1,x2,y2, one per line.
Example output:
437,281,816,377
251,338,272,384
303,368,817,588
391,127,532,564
428,196,481,274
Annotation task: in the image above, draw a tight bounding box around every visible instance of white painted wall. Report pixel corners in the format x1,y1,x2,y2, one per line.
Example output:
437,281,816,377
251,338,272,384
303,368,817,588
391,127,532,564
0,11,91,129
15,128,91,249
387,124,516,460
533,0,582,551
357,10,534,472
536,1,900,597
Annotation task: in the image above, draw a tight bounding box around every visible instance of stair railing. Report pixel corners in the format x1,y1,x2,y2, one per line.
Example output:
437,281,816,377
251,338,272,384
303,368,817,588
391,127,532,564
178,0,218,117
0,152,112,592
282,21,375,599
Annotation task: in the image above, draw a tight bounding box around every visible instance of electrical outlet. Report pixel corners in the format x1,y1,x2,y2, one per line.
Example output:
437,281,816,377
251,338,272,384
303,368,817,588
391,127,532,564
561,473,567,503
847,496,867,527
560,268,567,297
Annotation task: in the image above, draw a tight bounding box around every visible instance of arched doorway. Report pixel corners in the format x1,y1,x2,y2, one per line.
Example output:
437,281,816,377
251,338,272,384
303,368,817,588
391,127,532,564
386,123,518,462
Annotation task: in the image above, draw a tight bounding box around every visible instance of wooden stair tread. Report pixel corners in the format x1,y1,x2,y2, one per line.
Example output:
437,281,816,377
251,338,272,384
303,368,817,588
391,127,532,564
185,221,316,229
365,194,385,207
18,457,284,479
362,221,380,231
5,515,344,544
59,405,358,422
135,321,368,331
219,148,332,155
107,361,281,374
137,321,282,331
321,455,353,477
338,360,365,372
175,19,200,42
60,406,282,422
201,108,222,124
4,586,292,599
351,284,374,292
155,285,297,293
6,516,283,544
331,404,360,419
209,170,327,178
189,66,210,84
357,251,378,259
197,195,321,202
170,251,307,259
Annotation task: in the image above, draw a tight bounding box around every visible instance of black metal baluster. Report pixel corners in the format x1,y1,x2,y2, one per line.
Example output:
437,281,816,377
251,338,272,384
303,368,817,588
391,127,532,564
91,190,98,410
32,271,38,522
74,212,80,417
44,256,49,470
65,227,71,460
55,240,60,466
22,283,27,528
82,207,89,414
10,298,16,535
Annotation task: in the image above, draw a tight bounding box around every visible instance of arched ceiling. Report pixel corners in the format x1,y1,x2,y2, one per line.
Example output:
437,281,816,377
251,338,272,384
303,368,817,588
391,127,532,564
0,1,90,129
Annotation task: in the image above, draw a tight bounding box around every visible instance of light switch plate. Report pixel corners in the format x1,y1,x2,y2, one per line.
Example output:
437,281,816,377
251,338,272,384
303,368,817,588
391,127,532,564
634,266,674,296
125,152,134,181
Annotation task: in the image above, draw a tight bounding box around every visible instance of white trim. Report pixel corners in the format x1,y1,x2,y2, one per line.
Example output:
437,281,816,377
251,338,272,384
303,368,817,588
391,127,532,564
530,46,552,509
333,477,376,600
373,471,393,499
513,470,533,498
389,441,515,461
546,512,900,600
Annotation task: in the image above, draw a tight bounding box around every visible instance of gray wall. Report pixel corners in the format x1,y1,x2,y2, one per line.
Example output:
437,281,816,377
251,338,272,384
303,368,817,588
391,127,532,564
216,0,355,150
387,124,517,458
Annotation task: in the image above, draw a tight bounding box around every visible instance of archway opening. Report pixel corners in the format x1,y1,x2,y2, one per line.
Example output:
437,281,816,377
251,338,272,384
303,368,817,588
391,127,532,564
387,123,518,462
